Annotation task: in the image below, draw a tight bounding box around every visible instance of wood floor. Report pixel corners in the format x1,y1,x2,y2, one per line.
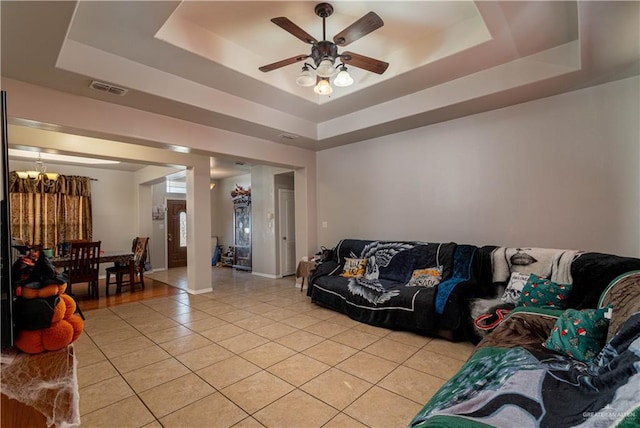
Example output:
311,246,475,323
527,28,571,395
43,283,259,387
73,276,185,312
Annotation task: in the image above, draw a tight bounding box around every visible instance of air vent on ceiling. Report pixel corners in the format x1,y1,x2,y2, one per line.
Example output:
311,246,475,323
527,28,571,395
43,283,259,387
89,80,129,96
278,133,299,140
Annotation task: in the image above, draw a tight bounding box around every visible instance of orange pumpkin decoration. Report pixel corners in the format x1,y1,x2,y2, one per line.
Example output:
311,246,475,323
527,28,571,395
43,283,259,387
14,283,84,354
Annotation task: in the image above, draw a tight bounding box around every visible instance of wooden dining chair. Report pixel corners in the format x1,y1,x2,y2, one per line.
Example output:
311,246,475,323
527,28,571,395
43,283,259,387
105,237,149,295
67,240,101,299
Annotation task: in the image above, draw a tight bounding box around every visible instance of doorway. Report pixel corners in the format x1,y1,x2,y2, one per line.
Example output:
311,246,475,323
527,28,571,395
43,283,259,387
278,188,296,276
167,199,187,268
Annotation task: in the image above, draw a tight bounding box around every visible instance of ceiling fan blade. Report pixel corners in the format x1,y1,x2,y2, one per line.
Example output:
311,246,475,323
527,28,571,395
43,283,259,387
333,12,384,46
271,17,318,45
259,55,308,72
341,52,389,74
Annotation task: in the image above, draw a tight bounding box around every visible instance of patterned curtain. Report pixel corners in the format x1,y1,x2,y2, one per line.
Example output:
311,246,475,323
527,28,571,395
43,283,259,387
8,172,93,250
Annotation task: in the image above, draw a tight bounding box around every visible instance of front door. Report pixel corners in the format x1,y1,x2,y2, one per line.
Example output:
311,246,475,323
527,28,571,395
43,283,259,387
167,199,187,268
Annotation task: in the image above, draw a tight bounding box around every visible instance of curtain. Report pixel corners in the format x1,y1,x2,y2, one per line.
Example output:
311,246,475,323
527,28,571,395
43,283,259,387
8,172,93,250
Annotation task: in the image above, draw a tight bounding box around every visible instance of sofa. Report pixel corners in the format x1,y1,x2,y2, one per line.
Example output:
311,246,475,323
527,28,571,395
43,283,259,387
307,239,640,342
409,270,640,427
307,239,476,339
465,246,640,344
307,239,640,427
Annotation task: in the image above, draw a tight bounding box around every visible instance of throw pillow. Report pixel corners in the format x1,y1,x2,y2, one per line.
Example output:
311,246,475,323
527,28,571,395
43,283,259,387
543,306,612,363
518,273,572,309
407,266,442,287
341,258,367,278
501,272,530,304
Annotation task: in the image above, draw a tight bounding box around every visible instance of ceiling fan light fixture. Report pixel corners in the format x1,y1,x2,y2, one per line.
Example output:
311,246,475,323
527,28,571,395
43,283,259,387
296,65,315,87
333,65,354,87
316,59,336,78
258,3,388,94
314,79,333,95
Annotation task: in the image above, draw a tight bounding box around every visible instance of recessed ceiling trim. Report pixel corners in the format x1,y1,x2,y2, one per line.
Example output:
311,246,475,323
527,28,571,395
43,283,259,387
156,13,265,84
57,36,581,144
56,39,319,140
386,14,491,76
155,11,331,104
318,41,581,140
158,1,490,103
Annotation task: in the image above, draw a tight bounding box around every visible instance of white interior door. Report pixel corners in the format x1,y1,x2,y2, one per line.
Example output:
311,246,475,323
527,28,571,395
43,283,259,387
278,189,296,276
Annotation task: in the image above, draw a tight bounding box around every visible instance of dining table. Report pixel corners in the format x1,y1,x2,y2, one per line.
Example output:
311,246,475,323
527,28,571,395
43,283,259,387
51,249,134,269
49,249,134,301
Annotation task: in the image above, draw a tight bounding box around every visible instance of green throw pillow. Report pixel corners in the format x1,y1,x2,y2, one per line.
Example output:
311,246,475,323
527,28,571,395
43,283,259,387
518,273,572,309
543,306,612,363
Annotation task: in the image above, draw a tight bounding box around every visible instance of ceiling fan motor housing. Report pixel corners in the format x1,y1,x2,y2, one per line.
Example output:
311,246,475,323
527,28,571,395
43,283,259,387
311,41,338,66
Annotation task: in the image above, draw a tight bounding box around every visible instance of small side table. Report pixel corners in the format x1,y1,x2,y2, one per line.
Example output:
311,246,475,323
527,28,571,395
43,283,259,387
296,260,316,292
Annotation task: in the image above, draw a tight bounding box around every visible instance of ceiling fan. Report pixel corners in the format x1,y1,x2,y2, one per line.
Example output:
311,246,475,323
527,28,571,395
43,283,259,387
259,2,389,92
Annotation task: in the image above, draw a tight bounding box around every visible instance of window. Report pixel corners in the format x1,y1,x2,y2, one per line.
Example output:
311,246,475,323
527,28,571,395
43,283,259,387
166,180,186,194
179,211,187,247
166,170,187,194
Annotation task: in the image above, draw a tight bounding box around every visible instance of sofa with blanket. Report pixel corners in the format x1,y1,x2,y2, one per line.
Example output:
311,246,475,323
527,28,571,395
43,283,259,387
308,239,640,426
465,246,640,344
307,239,478,339
409,270,640,427
307,239,640,343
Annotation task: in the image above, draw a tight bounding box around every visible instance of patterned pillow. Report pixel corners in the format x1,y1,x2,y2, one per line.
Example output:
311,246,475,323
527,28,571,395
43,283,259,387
407,266,442,287
341,258,367,278
543,306,612,362
500,271,530,304
518,273,572,309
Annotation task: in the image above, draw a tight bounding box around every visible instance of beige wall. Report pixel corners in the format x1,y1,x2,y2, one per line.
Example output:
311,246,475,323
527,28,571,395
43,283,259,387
316,77,640,257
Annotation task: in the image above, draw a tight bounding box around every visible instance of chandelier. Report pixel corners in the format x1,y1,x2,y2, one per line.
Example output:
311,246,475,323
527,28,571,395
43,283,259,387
15,153,59,187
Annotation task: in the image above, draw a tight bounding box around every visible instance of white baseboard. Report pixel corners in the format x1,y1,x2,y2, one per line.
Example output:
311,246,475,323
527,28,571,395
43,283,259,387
188,287,213,295
251,272,278,279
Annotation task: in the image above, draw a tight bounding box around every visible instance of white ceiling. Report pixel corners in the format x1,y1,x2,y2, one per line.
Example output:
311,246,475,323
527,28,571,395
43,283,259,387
1,1,639,172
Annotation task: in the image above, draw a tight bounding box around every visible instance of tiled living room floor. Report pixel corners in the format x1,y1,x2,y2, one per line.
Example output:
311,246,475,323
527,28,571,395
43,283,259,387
76,267,475,427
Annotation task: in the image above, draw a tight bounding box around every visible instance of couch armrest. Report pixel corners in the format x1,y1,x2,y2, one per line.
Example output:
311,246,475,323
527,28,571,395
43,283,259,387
435,278,476,332
308,260,340,286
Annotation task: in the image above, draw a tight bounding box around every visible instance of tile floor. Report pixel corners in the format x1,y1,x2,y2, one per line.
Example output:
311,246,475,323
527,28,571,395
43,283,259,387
75,267,476,427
